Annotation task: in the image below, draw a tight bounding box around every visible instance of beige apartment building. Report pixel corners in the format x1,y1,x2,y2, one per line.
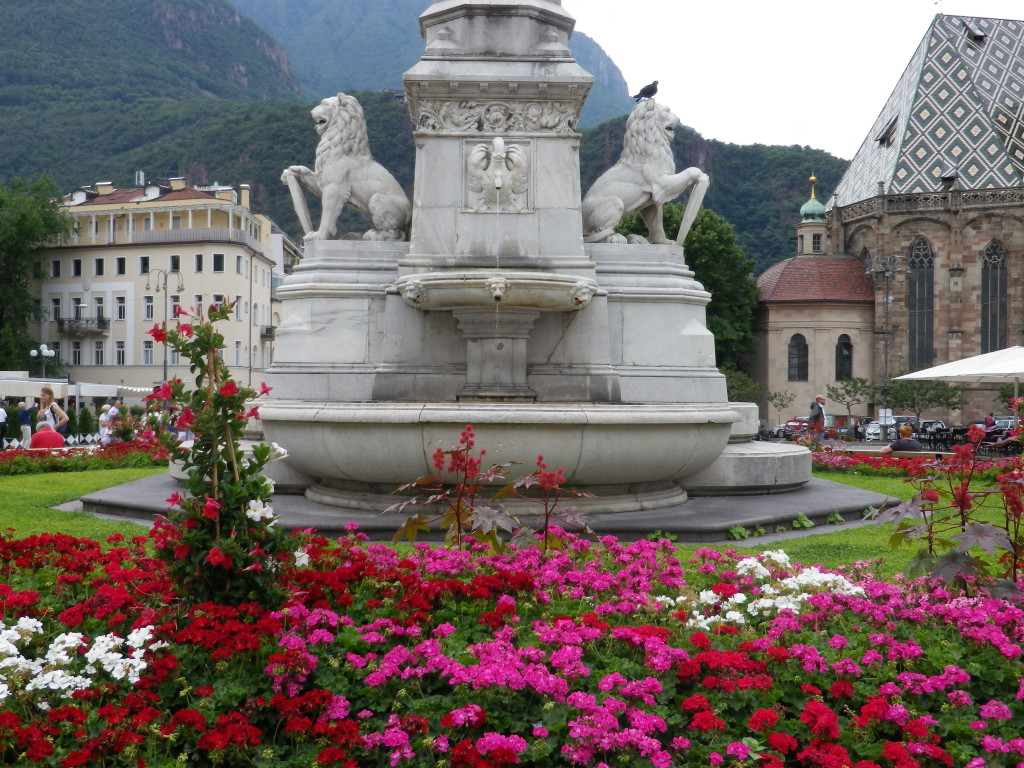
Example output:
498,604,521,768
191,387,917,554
34,175,301,396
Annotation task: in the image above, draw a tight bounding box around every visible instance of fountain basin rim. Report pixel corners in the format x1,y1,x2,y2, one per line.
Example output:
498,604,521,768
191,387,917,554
393,270,601,311
260,401,741,427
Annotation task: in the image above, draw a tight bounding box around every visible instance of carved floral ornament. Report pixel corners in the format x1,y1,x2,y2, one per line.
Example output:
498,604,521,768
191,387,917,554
413,99,580,134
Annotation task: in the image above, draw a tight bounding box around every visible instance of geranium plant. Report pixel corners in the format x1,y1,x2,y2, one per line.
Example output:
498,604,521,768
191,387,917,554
144,302,297,608
388,424,593,552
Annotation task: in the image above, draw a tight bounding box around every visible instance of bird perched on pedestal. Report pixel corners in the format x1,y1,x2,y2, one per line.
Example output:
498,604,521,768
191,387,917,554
632,80,658,102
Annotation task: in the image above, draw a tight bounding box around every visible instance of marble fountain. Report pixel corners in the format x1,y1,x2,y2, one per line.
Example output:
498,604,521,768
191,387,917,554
256,0,812,533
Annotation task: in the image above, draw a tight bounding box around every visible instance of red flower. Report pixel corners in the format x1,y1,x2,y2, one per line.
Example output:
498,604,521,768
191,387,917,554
687,710,725,731
178,323,194,337
201,496,220,519
258,381,273,395
206,547,231,568
767,732,798,754
748,708,778,730
147,323,168,343
219,380,239,396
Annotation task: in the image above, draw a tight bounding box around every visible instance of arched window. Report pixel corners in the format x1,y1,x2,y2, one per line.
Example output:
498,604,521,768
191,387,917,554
981,240,1007,353
859,247,871,268
906,237,934,370
835,334,853,380
788,334,808,381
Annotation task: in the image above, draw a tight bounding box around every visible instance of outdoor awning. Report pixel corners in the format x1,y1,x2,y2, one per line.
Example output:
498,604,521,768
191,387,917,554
894,346,1024,399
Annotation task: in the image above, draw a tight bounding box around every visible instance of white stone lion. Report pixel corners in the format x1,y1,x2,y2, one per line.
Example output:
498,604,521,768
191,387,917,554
582,99,709,245
282,92,411,242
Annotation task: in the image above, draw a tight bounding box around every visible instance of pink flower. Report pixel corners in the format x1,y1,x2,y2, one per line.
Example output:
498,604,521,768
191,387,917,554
178,323,194,337
258,382,273,395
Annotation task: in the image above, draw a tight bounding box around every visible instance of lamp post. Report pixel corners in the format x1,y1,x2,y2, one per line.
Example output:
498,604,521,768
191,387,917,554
30,344,56,379
865,254,906,417
145,268,184,383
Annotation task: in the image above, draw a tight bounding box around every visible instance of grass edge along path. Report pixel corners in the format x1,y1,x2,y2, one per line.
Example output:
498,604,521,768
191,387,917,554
0,468,920,576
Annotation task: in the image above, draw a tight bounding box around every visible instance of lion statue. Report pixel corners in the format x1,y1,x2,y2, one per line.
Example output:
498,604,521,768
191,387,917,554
282,93,411,242
582,99,709,245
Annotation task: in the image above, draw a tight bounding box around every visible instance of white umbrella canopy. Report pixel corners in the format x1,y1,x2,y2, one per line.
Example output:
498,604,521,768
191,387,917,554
894,346,1024,398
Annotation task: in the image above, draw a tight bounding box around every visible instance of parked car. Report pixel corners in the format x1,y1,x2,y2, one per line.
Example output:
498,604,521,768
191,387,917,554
783,416,809,439
863,421,883,441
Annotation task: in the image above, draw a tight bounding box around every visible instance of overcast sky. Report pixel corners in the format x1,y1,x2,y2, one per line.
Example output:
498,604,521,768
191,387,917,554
562,0,1024,160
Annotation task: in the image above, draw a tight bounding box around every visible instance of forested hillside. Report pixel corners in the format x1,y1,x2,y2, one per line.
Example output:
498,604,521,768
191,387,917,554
229,0,635,128
0,0,303,106
0,1,849,274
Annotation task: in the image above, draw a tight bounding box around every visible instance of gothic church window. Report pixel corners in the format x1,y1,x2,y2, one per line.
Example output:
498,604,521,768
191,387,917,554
788,334,808,381
981,240,1007,353
907,237,934,371
835,334,853,380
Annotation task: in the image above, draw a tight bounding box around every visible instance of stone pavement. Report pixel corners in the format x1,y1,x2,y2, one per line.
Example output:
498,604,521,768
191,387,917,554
76,470,897,545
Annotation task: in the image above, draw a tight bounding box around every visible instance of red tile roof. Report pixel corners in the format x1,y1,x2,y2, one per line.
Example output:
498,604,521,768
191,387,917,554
69,186,216,206
758,255,875,303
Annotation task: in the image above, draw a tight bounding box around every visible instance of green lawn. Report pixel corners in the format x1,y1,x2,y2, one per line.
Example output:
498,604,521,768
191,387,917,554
0,468,931,574
0,467,165,541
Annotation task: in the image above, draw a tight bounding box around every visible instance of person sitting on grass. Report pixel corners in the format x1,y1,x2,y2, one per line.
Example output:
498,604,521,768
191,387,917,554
880,423,923,455
29,421,65,450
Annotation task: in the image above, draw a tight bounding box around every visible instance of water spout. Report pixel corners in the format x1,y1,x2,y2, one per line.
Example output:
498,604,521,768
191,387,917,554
485,276,508,302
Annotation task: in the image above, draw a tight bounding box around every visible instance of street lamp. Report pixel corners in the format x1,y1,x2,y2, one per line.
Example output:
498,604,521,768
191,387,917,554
865,254,907,416
145,268,185,383
30,344,56,379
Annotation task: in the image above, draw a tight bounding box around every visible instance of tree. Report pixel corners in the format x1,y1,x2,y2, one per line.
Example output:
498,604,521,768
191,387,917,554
618,204,759,370
997,383,1022,412
721,363,765,404
0,176,70,370
887,379,965,423
826,378,876,425
766,390,796,427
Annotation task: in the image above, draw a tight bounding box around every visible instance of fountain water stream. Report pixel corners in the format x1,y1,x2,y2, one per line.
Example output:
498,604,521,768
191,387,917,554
260,0,809,524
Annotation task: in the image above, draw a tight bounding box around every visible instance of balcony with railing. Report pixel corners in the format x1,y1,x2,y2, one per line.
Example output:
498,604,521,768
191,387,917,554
57,315,110,335
260,326,276,340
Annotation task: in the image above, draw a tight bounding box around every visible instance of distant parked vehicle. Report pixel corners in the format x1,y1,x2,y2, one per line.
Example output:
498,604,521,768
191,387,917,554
783,416,809,439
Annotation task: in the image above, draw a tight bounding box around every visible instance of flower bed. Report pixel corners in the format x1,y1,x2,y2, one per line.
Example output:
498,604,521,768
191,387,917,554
1,529,1021,767
0,440,165,476
811,449,1013,482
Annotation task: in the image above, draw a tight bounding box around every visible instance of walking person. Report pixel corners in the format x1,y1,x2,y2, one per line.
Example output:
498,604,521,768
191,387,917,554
0,404,7,447
808,394,827,443
18,400,37,446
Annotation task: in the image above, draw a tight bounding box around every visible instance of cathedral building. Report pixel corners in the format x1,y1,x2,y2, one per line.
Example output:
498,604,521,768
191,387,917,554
754,13,1024,426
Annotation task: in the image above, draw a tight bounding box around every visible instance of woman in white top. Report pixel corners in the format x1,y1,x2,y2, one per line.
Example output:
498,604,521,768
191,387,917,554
37,386,69,433
98,403,112,444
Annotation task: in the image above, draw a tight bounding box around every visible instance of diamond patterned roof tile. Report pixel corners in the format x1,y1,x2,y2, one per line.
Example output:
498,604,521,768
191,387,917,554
831,14,1024,207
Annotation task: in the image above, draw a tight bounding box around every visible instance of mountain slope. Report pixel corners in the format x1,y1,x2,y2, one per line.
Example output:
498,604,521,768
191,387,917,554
229,0,634,127
0,0,303,106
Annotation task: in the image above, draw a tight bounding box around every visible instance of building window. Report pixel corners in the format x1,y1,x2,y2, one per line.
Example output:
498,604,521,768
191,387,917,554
94,258,105,276
72,300,85,320
140,256,150,275
143,340,154,366
213,253,225,273
170,294,181,318
253,303,260,326
858,247,871,268
194,294,203,313
71,341,82,366
812,233,822,253
234,340,242,366
49,341,61,362
788,334,808,381
116,341,126,366
116,296,126,321
195,253,203,273
94,296,104,320
93,341,104,366
798,235,804,254
171,215,182,230
235,254,243,274
170,254,181,271
835,334,853,380
144,295,154,321
72,259,82,277
907,237,934,371
170,348,180,365
51,260,61,278
51,298,61,320
981,240,1008,353
142,216,153,231
116,257,126,275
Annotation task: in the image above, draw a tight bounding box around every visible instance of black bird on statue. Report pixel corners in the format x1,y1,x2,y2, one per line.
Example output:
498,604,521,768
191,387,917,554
632,80,658,102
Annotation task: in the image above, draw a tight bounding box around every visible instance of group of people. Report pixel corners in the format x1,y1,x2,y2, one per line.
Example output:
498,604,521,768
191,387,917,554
2,388,122,450
808,393,924,454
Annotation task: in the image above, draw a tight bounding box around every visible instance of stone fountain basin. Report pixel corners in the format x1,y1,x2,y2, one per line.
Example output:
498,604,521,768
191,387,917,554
259,401,738,489
394,270,600,311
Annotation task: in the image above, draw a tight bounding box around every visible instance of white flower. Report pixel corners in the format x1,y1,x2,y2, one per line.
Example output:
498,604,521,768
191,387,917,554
697,590,719,605
294,548,310,567
736,558,771,580
760,550,792,569
246,499,276,524
270,442,289,461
